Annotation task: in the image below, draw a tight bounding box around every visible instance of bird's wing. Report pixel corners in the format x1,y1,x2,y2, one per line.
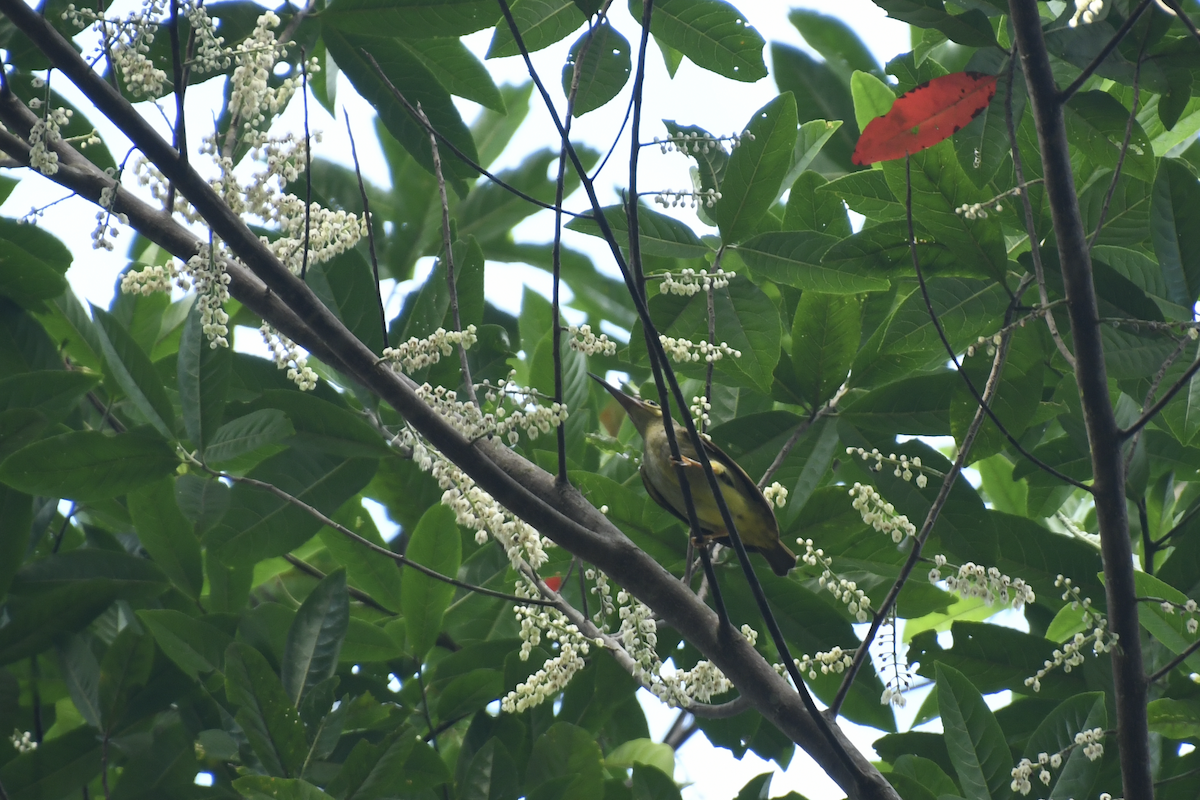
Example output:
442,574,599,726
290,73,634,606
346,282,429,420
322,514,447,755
700,436,779,532
640,467,690,526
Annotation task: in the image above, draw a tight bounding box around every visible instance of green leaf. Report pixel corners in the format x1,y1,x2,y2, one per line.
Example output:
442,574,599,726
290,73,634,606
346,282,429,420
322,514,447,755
318,502,404,613
566,204,709,259
872,0,997,47
783,171,851,237
1148,698,1200,740
322,0,499,38
234,776,333,800
882,143,1007,282
402,504,462,660
488,0,586,58
715,94,798,244
399,37,505,112
0,484,30,601
792,292,861,408
789,9,880,79
305,250,387,361
460,738,520,800
128,477,203,598
631,0,767,83
339,617,404,663
605,739,675,778
526,723,604,800
55,633,101,729
283,568,349,705
138,608,232,680
177,302,231,450
0,582,118,665
0,369,98,419
92,305,175,438
850,69,896,130
821,220,988,280
436,669,504,720
98,624,154,731
225,642,308,778
935,663,1011,800
324,28,479,194
0,428,177,501
1132,570,1200,673
1065,91,1155,183
631,764,682,800
0,727,102,800
563,20,630,115
253,391,390,458
820,168,906,221
0,222,68,307
1024,692,1106,800
1151,158,1200,307
327,727,418,800
890,755,958,799
771,44,858,172
737,231,889,293
11,548,169,601
205,409,295,466
208,450,378,566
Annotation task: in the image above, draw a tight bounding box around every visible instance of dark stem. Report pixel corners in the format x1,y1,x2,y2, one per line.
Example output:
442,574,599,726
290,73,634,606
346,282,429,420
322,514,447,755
299,50,312,281
343,110,388,348
1147,637,1200,683
1057,0,1154,103
1138,499,1154,576
1162,0,1200,45
1122,349,1200,438
166,0,187,215
283,553,392,613
1010,4,1151,799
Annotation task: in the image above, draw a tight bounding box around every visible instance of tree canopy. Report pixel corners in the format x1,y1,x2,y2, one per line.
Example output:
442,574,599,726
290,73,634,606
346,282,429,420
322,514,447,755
1,1,1200,799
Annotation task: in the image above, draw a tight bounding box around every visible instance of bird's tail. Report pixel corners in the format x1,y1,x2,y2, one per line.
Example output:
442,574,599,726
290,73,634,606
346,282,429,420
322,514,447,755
762,539,797,577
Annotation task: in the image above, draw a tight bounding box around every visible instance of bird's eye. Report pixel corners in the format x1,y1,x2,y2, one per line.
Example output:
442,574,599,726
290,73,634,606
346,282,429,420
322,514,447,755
645,400,659,408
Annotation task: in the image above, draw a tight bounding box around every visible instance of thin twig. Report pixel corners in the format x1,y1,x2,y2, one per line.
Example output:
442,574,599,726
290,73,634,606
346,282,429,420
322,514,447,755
360,52,582,218
1125,331,1191,474
282,553,393,613
1147,637,1200,683
193,461,554,607
1058,0,1154,103
166,0,187,215
1087,30,1147,253
1122,347,1200,438
416,101,477,407
1006,53,1076,369
343,110,388,348
830,161,1032,716
300,49,312,281
758,395,841,490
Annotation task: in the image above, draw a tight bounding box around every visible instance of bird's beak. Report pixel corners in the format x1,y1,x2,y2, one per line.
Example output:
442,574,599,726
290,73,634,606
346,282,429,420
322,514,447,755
588,373,659,432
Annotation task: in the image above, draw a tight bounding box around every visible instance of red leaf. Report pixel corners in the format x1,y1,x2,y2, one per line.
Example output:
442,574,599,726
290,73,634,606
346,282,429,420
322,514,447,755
852,72,998,166
544,576,563,592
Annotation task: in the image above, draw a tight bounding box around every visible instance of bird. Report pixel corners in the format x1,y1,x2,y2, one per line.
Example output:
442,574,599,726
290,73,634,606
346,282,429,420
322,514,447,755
590,373,796,576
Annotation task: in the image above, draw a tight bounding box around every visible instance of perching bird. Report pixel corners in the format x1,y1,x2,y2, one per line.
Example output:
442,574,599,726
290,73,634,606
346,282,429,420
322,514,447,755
591,374,796,576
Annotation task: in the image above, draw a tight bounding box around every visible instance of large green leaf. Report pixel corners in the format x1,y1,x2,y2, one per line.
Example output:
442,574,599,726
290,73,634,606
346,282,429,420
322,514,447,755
0,370,98,420
820,168,906,221
400,37,505,112
402,504,462,660
234,776,333,800
460,738,520,800
55,633,101,729
324,28,479,194
788,9,880,81
282,569,349,705
737,231,890,294
205,409,294,467
249,391,391,458
208,450,378,565
783,171,851,237
1065,91,1155,183
318,502,405,613
715,94,798,244
98,625,154,731
321,0,499,38
872,0,996,47
821,220,986,280
564,21,631,116
0,428,177,501
305,249,388,360
566,204,709,259
1133,571,1200,674
225,642,308,778
91,305,175,438
771,44,858,173
631,0,767,83
792,292,861,409
0,484,30,601
138,609,233,680
128,477,203,599
178,303,232,451
1151,158,1200,307
526,723,604,800
935,663,1011,800
0,726,101,800
1024,692,1106,800
488,0,586,58
0,215,70,308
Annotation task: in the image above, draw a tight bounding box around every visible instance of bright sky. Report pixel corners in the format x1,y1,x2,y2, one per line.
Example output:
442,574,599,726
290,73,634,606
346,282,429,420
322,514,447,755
0,2,928,798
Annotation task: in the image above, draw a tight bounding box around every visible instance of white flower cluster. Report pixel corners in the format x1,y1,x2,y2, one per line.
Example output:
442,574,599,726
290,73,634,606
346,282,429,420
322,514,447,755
660,267,733,296
227,11,310,148
27,102,72,176
501,583,599,713
799,538,871,623
91,182,130,252
1010,730,1104,796
762,482,788,508
660,335,741,364
1159,597,1200,635
399,424,551,569
417,379,569,447
652,189,722,209
121,261,189,296
875,622,914,708
10,729,36,754
64,0,168,97
788,646,855,680
190,244,231,348
184,2,232,74
381,326,478,373
1025,576,1118,693
653,130,750,156
848,482,917,543
614,591,739,707
566,324,616,356
1069,0,1105,27
846,447,933,489
263,195,366,276
260,322,317,390
928,555,1036,609
587,568,616,626
966,332,1004,358
690,395,711,428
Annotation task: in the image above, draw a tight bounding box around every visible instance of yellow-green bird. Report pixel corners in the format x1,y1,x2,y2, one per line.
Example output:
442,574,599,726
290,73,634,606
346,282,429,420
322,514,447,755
591,374,796,576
